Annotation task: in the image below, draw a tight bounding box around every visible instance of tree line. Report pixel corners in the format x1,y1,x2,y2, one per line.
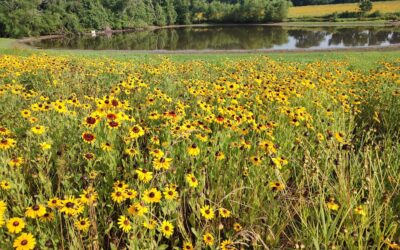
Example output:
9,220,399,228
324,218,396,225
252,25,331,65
0,0,291,38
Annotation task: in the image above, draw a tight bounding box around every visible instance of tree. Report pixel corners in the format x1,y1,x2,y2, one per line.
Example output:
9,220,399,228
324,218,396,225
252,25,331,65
359,0,373,15
154,3,167,26
164,0,178,25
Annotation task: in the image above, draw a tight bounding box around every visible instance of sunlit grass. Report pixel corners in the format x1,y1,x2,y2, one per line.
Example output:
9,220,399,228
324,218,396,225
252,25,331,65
288,0,400,18
0,53,399,249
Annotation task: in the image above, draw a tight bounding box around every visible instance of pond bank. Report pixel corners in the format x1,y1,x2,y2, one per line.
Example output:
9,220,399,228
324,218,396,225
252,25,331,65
18,20,400,44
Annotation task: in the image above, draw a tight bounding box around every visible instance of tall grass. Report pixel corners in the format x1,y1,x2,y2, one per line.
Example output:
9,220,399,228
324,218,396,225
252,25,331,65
0,54,399,249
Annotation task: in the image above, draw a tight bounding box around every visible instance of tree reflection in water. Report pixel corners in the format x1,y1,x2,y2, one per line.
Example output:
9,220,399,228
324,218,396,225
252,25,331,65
31,26,400,50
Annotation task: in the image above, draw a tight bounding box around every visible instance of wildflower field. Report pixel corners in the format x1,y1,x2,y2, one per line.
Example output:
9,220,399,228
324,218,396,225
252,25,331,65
288,0,400,18
0,53,399,249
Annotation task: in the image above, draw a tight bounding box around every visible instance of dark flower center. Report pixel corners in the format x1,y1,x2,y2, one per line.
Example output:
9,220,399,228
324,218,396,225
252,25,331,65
86,117,96,124
66,202,74,208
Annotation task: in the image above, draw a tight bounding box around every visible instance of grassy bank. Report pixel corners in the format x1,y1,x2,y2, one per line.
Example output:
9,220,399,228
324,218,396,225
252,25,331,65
1,38,400,70
288,0,400,18
0,42,399,249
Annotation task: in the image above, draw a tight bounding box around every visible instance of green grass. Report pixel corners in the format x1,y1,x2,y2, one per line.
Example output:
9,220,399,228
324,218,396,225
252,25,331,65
1,37,400,70
0,37,399,249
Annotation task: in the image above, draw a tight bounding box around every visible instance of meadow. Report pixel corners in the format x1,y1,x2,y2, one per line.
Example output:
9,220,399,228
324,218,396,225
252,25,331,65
288,0,400,18
0,44,399,249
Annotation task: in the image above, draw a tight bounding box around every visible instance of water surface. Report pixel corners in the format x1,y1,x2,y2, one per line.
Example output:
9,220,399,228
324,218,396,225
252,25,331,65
29,25,400,51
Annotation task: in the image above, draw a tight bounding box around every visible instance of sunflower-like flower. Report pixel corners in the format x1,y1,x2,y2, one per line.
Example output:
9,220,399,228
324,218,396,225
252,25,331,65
142,188,162,203
7,217,25,234
117,215,132,233
159,220,174,238
13,233,36,250
200,205,215,220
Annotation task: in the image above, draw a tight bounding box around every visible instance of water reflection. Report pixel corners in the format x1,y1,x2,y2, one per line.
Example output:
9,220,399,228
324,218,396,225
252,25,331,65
30,26,400,51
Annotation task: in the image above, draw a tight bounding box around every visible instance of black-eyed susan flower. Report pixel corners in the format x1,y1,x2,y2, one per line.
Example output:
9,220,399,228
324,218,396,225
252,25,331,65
83,116,98,127
354,205,367,216
39,212,54,222
187,144,200,156
200,205,215,220
250,156,262,166
117,215,132,233
125,148,138,157
128,202,148,217
107,120,120,129
80,187,98,205
25,204,46,218
163,187,178,200
152,157,173,170
269,181,285,192
0,138,16,150
0,180,11,190
215,151,225,161
159,220,174,238
20,109,31,118
203,232,214,246
13,233,36,250
129,125,144,139
220,239,235,250
196,133,208,142
31,125,46,135
82,132,96,144
334,132,345,143
143,219,157,230
47,197,61,209
219,207,231,218
233,222,242,232
186,173,198,188
74,217,90,232
142,188,162,203
135,168,153,183
113,180,128,190
60,197,84,216
150,149,164,158
83,152,95,161
7,217,25,234
183,242,194,250
101,142,113,152
271,157,288,169
326,198,339,211
111,187,128,203
39,142,52,150
8,157,23,168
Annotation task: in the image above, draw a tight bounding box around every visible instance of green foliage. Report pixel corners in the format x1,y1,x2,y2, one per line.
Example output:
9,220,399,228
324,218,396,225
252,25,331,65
0,0,291,38
359,0,373,13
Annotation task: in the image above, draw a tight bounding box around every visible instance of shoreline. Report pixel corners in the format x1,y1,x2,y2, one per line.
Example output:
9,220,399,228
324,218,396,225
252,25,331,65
13,21,400,54
19,19,399,39
26,43,400,54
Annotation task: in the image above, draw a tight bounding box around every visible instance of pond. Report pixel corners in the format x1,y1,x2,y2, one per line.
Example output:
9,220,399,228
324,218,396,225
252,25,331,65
28,25,400,51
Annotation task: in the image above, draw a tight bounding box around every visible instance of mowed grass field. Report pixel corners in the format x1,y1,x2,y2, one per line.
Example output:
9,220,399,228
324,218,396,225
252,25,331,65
0,39,400,249
288,0,400,18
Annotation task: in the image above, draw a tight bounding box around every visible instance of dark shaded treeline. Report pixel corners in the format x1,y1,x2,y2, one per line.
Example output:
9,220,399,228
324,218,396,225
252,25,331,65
0,0,291,37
